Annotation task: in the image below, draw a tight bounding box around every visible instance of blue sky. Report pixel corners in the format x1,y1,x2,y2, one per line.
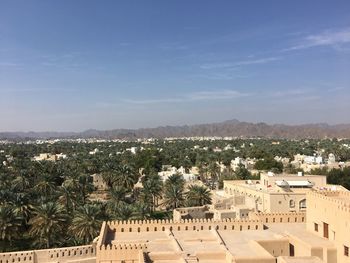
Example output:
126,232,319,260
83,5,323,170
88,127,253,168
1,1,350,132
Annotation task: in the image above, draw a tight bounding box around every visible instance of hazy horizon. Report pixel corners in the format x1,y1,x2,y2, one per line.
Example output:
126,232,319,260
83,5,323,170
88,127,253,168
1,1,350,132
2,119,350,134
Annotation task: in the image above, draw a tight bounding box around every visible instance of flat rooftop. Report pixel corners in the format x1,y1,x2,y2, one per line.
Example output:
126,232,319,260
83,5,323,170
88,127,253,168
278,256,324,263
105,222,335,262
224,180,312,194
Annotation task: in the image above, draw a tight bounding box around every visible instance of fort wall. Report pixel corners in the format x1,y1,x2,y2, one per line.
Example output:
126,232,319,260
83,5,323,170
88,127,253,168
249,212,306,224
0,245,95,263
101,218,263,239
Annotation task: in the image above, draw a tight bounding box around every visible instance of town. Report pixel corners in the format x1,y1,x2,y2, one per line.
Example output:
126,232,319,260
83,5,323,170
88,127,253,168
0,137,350,262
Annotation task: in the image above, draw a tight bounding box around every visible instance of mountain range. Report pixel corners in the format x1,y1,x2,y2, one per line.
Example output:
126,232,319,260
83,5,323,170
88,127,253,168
1,119,350,140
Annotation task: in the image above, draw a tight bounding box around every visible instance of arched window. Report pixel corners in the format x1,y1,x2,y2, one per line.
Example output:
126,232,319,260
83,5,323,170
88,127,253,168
289,200,295,208
299,199,306,209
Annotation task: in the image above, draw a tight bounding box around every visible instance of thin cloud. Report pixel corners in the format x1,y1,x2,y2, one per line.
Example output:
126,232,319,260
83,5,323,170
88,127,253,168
0,87,77,93
187,90,249,100
159,42,189,51
0,62,22,67
121,90,251,105
284,28,350,51
269,88,313,98
327,86,345,92
200,57,281,69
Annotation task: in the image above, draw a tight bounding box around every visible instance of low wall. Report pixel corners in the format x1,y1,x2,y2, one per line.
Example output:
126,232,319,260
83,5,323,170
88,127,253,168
97,243,146,263
103,218,263,238
250,212,306,224
0,245,95,263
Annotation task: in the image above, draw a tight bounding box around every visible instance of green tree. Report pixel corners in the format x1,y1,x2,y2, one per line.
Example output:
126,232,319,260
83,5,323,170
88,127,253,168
185,185,212,207
69,204,102,244
0,205,22,249
29,202,67,248
142,174,163,212
163,174,185,209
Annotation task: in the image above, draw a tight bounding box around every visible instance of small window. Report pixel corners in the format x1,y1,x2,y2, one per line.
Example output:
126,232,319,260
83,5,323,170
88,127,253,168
289,200,295,208
314,223,318,232
345,246,349,257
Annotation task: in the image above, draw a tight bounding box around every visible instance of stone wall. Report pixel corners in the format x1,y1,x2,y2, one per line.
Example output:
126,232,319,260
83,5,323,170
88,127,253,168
0,245,95,263
250,212,306,224
101,218,264,238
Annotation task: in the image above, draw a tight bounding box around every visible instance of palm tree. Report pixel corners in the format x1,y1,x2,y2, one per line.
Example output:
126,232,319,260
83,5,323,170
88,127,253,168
133,201,151,220
33,178,56,201
142,174,163,212
113,203,134,221
208,162,220,189
106,186,128,215
57,186,75,212
77,174,94,205
11,192,33,223
29,202,67,248
163,174,185,209
185,185,212,207
0,205,22,248
114,165,138,190
69,204,102,244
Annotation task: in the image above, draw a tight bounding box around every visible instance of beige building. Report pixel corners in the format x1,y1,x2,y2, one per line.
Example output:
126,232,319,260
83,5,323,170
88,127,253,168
1,189,349,263
223,172,339,213
307,190,350,263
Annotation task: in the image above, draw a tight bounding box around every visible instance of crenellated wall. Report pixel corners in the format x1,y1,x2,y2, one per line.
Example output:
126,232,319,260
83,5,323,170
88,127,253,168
250,212,306,224
0,245,95,263
101,218,264,239
97,243,146,263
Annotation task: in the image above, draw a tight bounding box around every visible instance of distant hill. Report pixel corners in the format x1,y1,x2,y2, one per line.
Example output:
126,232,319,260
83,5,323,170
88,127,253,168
1,119,350,140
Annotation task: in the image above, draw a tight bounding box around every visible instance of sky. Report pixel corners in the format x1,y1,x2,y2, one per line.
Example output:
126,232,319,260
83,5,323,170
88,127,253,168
1,0,350,132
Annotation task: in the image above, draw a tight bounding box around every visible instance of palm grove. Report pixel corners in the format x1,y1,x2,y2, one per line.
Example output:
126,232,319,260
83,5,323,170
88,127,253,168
1,138,350,252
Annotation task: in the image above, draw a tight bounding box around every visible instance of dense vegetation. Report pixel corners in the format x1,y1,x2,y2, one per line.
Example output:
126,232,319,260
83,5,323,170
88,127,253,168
0,138,350,252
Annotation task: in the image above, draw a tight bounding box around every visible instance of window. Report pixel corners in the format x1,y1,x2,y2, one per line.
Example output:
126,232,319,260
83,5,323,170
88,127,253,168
299,199,306,209
314,223,318,232
289,200,295,208
345,246,349,257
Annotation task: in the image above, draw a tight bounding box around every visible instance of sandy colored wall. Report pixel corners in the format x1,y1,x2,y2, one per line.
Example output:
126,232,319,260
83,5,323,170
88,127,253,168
223,181,308,213
0,245,95,263
307,190,350,263
97,243,146,263
102,218,263,236
250,212,306,224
